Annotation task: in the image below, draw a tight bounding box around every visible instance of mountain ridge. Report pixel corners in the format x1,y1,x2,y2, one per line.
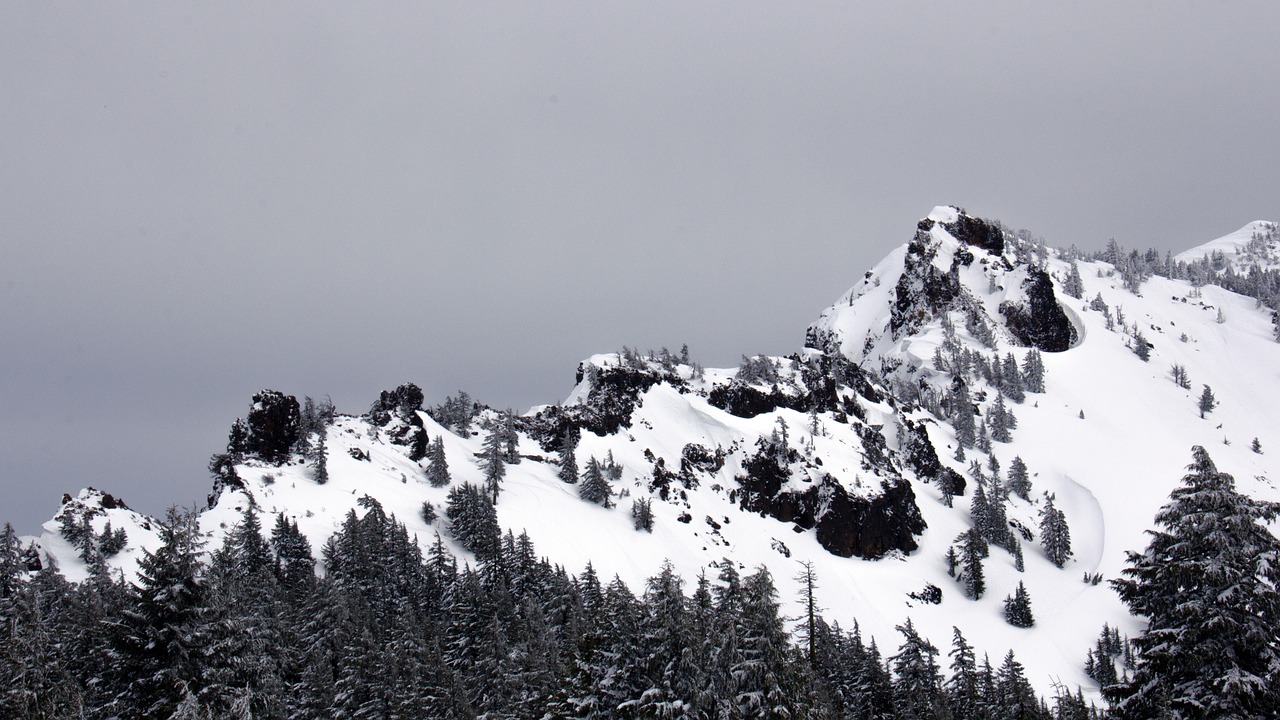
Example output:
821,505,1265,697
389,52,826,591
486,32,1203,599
19,206,1280,699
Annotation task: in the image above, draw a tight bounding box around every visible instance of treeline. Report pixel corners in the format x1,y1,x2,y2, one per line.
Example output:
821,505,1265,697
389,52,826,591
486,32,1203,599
0,498,1100,720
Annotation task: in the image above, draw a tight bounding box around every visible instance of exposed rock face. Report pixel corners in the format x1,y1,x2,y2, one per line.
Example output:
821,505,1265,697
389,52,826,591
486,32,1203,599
890,227,965,339
734,439,926,559
367,383,429,460
1001,267,1077,352
530,363,682,450
812,477,926,558
941,211,1005,256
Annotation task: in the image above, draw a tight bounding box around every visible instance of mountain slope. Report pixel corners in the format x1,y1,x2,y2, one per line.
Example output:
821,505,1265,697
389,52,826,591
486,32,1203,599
24,206,1280,699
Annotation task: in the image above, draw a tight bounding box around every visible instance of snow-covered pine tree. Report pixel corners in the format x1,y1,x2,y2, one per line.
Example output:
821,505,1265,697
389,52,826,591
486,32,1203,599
1197,384,1217,418
311,429,329,484
890,618,947,720
579,456,613,507
480,429,506,504
1108,446,1280,719
1039,495,1072,568
1002,582,1034,627
558,444,578,485
426,436,450,487
631,498,654,532
1008,456,1032,501
1063,260,1085,299
958,529,986,600
1021,349,1046,393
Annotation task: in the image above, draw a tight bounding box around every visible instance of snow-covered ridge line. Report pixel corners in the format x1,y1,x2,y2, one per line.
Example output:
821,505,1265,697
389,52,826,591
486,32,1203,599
19,206,1280,701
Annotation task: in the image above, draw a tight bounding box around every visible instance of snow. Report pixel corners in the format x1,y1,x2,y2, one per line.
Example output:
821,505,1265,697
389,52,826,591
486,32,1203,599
22,209,1280,704
928,205,961,224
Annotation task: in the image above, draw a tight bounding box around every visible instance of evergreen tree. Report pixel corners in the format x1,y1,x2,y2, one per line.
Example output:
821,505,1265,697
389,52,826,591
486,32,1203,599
445,483,501,562
579,456,613,507
890,619,947,720
1008,456,1032,501
945,627,981,720
950,377,977,449
1132,329,1150,361
1109,446,1280,719
994,650,1038,720
480,428,506,504
1252,437,1263,454
1001,353,1026,403
1003,582,1034,627
1039,495,1073,568
311,429,329,485
558,444,579,485
630,498,654,532
990,394,1014,443
1197,384,1217,418
958,529,986,600
734,566,808,718
1021,349,1046,393
425,435,450,488
109,507,212,719
1063,260,1085,299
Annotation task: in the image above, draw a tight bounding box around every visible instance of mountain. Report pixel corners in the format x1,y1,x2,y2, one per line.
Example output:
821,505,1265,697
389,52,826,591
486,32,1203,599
22,206,1280,700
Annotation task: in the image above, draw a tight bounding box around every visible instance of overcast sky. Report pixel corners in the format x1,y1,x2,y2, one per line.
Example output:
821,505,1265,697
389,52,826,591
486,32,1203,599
3,3,1278,534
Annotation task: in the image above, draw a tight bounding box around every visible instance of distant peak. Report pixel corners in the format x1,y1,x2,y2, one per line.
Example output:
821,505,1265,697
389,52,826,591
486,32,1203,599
927,205,961,224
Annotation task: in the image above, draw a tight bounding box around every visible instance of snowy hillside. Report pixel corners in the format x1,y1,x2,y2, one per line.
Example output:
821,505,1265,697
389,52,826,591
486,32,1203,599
24,206,1280,700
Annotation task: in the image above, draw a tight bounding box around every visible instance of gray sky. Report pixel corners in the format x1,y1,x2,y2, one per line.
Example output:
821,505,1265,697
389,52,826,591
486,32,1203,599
3,2,1278,533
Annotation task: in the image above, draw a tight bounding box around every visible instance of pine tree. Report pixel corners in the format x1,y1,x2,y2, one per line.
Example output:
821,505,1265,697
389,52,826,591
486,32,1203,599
1109,446,1280,719
1039,495,1072,568
990,395,1013,443
1132,329,1150,361
945,627,981,720
1000,353,1025,403
890,619,947,720
1021,349,1046,393
950,377,976,449
445,483,501,562
579,456,613,507
1252,437,1263,454
109,507,212,719
311,429,329,484
1063,260,1085,299
958,529,986,600
558,444,579,485
426,435,450,487
630,498,654,532
1197,384,1217,418
1008,456,1032,501
1002,582,1034,627
734,566,808,718
481,429,506,504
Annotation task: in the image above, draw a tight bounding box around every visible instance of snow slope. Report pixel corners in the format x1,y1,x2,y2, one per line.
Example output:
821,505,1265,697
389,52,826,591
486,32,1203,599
24,207,1280,700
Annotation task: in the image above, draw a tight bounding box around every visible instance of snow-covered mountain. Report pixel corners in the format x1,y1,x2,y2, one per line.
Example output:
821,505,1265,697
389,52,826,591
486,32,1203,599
24,206,1280,698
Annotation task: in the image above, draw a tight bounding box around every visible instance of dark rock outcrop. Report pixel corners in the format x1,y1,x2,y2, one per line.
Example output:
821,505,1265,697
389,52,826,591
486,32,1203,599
1000,267,1077,352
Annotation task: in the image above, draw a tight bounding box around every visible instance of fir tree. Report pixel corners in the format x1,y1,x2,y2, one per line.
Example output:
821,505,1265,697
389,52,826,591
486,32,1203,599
311,429,329,485
109,507,212,719
1109,446,1280,719
1002,582,1034,627
480,429,506,504
1063,260,1085,299
578,456,613,507
1197,384,1217,418
426,435,450,487
1008,456,1032,501
890,619,947,720
558,444,579,485
1021,348,1046,393
630,498,654,532
1039,495,1073,568
958,529,986,600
